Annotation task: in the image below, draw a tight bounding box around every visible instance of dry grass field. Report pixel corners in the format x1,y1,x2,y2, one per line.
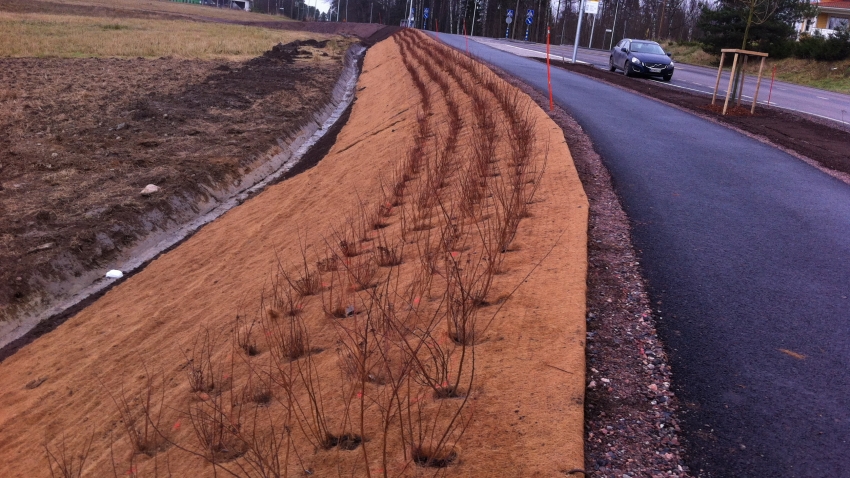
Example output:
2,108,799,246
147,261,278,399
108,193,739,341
0,0,296,23
0,12,337,59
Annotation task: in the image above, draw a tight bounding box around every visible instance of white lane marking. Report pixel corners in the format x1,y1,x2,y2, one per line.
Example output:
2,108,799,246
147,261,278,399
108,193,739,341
817,96,829,100
473,38,591,63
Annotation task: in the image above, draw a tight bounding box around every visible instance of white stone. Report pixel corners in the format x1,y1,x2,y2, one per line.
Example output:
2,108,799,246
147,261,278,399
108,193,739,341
140,184,160,196
105,269,123,279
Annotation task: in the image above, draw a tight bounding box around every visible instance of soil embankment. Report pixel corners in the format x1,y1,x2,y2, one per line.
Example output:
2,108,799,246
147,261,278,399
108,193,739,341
0,31,587,476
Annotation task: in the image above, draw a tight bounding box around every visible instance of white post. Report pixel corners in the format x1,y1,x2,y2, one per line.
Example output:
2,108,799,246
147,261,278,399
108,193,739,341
610,0,620,49
571,0,587,63
589,13,597,48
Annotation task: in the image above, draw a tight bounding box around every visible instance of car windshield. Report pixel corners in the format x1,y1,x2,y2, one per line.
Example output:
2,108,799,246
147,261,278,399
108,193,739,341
630,42,666,55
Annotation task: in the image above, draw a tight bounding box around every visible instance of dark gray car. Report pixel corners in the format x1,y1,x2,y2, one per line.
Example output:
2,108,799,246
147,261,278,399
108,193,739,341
609,39,674,81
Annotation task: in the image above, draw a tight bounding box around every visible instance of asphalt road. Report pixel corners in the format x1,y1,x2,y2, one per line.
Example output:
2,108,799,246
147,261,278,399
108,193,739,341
431,33,850,477
471,37,850,125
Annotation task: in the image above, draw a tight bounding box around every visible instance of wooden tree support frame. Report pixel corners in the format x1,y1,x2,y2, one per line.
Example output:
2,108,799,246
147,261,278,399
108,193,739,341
711,49,769,116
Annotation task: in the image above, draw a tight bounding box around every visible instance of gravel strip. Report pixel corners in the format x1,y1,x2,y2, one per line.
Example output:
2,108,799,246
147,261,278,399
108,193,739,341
491,67,692,478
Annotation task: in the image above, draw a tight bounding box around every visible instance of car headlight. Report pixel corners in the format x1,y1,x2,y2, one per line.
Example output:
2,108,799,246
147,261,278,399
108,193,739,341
631,57,641,65
669,61,675,68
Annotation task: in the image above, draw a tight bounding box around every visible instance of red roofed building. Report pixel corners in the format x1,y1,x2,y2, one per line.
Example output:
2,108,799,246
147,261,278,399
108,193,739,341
799,0,850,37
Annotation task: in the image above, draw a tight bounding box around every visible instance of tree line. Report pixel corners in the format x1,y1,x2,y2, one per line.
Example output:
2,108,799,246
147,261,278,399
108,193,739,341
247,0,848,60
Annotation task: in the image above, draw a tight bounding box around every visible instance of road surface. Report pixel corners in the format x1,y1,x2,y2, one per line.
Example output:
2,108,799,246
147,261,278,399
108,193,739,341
471,37,850,125
432,33,850,477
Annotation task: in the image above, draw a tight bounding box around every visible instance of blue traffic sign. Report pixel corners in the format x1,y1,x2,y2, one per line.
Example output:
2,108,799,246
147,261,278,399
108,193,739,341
526,8,534,18
525,16,533,24
507,9,514,17
423,7,429,18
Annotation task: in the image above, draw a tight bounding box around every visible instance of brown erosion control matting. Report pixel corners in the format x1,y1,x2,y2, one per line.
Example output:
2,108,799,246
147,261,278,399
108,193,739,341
0,31,587,476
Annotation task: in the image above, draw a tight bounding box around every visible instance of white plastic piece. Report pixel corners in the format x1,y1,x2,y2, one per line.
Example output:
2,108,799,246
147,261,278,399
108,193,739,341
105,269,124,279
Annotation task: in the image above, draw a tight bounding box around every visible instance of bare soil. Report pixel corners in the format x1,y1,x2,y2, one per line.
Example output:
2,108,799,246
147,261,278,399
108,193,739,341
0,41,346,328
543,60,850,177
0,31,588,477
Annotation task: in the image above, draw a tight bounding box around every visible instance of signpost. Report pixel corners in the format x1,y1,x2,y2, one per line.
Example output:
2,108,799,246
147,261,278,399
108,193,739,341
524,9,534,41
586,1,598,48
505,9,514,38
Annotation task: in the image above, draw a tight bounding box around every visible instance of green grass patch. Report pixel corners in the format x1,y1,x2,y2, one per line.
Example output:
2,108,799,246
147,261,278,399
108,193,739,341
659,40,850,94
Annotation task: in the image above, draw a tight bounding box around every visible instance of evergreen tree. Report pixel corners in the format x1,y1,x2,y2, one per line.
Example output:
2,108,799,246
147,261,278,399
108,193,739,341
698,0,814,56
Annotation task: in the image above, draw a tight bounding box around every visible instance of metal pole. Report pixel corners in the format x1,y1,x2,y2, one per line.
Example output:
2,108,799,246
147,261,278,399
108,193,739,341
571,0,587,63
512,0,520,39
470,0,478,36
370,2,373,22
609,0,619,49
560,0,573,44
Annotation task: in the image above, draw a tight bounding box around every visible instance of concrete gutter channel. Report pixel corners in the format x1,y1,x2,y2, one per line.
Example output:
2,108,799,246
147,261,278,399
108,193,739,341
0,43,367,359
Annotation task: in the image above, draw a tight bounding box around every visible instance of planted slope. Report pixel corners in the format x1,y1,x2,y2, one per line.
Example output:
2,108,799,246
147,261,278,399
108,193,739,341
0,31,587,476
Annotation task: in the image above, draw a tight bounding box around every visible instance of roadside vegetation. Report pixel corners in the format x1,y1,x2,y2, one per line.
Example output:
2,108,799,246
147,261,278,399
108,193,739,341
662,40,850,93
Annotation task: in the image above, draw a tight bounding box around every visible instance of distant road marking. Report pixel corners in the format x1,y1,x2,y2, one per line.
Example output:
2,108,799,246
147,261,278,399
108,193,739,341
817,96,829,100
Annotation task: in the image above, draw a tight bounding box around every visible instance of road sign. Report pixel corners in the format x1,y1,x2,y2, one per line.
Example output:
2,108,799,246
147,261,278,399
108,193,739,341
525,9,534,25
507,9,514,17
585,1,599,14
506,16,512,24
423,7,429,18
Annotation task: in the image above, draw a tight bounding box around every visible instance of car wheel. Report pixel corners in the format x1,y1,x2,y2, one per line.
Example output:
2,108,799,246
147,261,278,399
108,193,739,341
662,74,672,82
624,61,633,77
609,56,617,72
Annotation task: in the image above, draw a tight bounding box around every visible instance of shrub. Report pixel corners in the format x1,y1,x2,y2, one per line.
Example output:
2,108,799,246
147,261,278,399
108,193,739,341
795,29,850,61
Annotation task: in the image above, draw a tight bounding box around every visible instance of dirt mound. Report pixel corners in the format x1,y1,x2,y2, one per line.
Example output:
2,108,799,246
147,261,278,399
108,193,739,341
251,20,386,39
261,39,328,62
